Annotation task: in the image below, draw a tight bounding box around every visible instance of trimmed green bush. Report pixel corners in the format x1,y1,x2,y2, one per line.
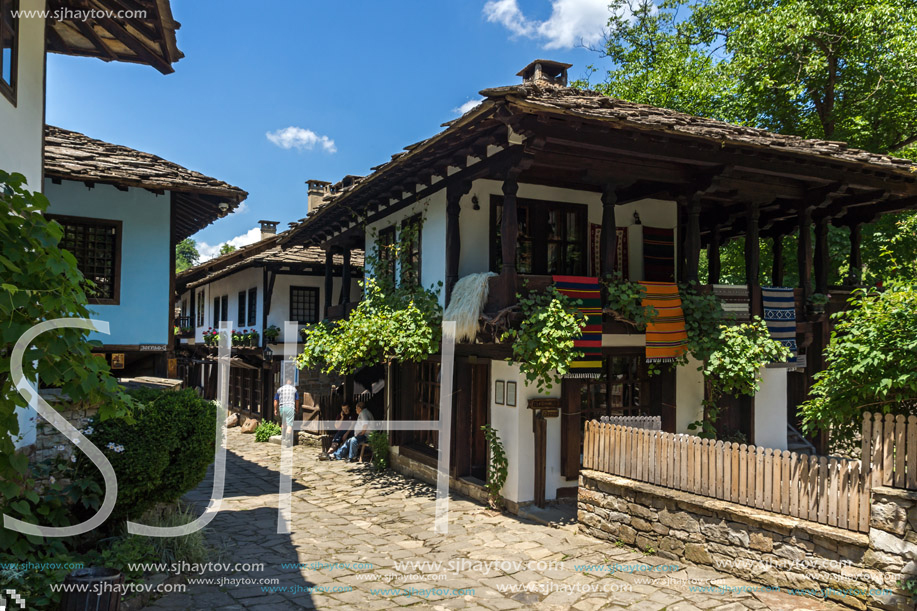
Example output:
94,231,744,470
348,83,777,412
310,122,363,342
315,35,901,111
254,421,281,442
75,388,216,521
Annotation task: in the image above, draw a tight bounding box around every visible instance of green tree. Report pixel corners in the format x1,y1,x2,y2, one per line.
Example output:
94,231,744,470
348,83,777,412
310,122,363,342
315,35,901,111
175,238,199,272
218,243,236,256
0,171,132,556
800,284,917,452
584,0,917,282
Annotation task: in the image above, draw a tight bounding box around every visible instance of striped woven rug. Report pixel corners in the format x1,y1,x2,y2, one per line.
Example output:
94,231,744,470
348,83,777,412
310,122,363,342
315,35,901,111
639,281,688,363
762,286,798,366
553,275,603,377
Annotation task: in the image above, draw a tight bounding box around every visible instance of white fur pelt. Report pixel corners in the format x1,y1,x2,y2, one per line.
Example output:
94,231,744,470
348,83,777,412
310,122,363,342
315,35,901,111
444,272,497,342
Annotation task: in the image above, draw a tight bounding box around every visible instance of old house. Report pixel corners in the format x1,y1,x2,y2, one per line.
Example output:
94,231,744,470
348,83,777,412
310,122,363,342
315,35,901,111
284,60,917,511
174,211,362,422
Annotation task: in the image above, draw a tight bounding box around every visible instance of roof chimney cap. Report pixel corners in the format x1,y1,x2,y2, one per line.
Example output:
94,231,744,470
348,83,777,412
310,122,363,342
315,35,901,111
258,220,279,239
517,59,572,86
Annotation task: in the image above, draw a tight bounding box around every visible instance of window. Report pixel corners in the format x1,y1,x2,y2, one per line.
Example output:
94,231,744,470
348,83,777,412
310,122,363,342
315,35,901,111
376,225,396,285
51,215,122,304
0,0,18,105
197,290,205,327
490,197,587,276
237,291,246,326
247,288,257,327
221,295,228,325
290,287,319,324
413,360,440,450
400,215,422,286
213,297,219,325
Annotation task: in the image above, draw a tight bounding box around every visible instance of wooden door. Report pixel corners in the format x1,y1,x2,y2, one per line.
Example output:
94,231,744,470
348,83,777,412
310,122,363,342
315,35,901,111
453,359,489,481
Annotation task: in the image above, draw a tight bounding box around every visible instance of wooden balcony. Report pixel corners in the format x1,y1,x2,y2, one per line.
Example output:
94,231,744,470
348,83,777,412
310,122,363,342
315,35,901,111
174,315,194,338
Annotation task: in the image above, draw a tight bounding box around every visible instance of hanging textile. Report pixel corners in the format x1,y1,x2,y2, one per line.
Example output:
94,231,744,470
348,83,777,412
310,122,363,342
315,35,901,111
762,286,798,366
553,275,603,378
639,281,688,363
590,224,628,279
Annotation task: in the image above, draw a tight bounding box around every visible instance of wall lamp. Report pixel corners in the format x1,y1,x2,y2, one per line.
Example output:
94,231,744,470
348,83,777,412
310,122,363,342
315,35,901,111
472,195,480,211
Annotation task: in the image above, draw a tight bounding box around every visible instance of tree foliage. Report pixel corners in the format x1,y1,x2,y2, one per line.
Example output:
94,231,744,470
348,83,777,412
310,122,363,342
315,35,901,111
585,0,917,284
175,238,199,273
0,171,132,556
218,243,236,256
800,284,917,452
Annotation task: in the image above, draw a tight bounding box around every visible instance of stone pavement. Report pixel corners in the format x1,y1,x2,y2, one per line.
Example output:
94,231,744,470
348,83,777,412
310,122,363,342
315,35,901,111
144,428,846,611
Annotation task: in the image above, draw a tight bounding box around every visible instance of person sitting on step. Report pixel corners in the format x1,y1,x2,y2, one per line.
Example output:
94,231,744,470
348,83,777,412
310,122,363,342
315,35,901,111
325,402,357,455
322,402,373,462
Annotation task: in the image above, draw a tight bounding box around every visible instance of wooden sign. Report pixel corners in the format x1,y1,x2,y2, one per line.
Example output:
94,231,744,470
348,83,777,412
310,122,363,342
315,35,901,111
528,398,561,410
111,353,125,369
541,409,559,418
139,345,167,352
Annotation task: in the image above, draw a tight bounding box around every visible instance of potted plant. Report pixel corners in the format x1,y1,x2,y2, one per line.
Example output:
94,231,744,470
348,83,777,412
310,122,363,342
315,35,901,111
203,328,218,347
247,329,260,347
232,329,244,347
264,324,280,343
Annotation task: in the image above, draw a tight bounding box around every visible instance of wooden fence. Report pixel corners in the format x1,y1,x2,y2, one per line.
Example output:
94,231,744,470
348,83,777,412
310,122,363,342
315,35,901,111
599,415,661,430
862,412,917,490
582,421,869,533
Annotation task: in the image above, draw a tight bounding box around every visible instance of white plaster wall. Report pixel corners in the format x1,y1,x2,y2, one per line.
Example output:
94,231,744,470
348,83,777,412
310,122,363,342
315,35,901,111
0,0,45,188
269,273,350,341
675,357,705,434
364,189,447,306
755,368,788,450
489,360,564,505
44,180,171,346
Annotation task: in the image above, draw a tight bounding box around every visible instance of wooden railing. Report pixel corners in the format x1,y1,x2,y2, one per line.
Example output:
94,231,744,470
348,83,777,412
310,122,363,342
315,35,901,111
862,412,917,490
599,415,661,430
583,421,869,533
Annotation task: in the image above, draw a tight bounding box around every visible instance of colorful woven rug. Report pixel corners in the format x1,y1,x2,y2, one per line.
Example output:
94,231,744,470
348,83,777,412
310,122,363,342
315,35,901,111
643,226,675,282
590,224,628,278
639,281,688,363
712,284,750,321
762,286,798,366
553,275,603,377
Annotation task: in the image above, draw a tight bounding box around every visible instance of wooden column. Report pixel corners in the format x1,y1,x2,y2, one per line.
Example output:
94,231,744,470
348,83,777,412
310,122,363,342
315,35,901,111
499,173,520,306
684,195,701,284
771,235,784,286
676,201,686,282
600,184,618,277
341,247,352,305
708,226,721,285
745,202,761,316
798,206,813,303
847,222,863,285
814,216,829,295
324,249,334,313
445,181,471,305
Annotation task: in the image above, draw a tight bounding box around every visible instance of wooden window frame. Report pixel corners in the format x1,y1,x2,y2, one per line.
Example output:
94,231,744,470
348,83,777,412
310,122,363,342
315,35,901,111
49,214,122,305
0,0,19,106
213,296,219,326
220,295,229,325
196,290,205,327
290,286,319,324
247,287,257,327
489,195,588,276
400,214,422,287
376,225,396,285
237,291,246,327
408,359,440,452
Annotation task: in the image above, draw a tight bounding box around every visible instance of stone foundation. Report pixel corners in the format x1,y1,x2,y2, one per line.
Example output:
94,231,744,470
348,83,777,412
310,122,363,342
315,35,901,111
579,469,915,611
28,400,98,464
390,446,492,508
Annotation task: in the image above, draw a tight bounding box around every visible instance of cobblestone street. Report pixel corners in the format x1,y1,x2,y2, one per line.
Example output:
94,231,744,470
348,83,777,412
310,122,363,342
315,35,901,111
145,428,845,610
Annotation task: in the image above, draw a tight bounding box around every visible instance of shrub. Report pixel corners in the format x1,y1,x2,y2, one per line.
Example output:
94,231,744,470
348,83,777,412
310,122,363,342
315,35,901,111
368,431,390,470
481,424,508,510
74,388,216,521
254,421,281,442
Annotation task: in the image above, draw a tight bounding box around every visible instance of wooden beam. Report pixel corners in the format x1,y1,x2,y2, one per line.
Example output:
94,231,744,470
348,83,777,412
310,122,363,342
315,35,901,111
745,202,762,316
846,222,863,285
341,248,352,304
95,15,173,74
600,184,618,278
708,226,721,284
445,179,473,304
771,235,784,286
684,194,702,284
798,205,813,303
324,249,334,315
814,216,829,294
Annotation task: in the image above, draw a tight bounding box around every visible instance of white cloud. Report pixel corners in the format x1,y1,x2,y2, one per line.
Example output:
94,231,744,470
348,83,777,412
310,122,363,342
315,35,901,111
266,126,337,154
454,98,483,115
483,0,610,50
234,201,249,214
198,227,263,261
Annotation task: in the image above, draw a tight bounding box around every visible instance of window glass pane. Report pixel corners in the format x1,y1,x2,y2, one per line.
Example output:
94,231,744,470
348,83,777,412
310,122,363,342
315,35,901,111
55,218,118,301
547,209,560,240
1,47,10,84
547,242,560,273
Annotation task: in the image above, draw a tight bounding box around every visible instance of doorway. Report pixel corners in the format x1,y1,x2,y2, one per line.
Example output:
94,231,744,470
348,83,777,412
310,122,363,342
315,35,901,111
453,359,489,481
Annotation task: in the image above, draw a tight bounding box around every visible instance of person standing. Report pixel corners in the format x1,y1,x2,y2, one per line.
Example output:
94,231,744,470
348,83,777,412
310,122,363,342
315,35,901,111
274,378,300,444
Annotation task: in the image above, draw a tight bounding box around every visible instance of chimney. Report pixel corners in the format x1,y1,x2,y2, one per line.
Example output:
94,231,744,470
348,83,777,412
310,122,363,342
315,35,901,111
306,179,332,215
258,220,279,240
517,59,572,87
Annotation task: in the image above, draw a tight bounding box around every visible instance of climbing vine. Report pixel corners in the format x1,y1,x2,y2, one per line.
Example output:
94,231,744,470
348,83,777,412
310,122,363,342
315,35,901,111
501,286,586,393
297,217,442,374
481,424,508,510
601,273,656,330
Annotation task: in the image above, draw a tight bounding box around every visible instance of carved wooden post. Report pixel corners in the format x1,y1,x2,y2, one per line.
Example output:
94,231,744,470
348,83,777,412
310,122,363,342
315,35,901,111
499,173,520,306
324,248,334,313
708,226,721,285
847,222,863,285
341,247,352,305
684,195,701,284
445,180,471,305
600,184,618,278
772,235,784,286
798,205,813,303
745,202,761,316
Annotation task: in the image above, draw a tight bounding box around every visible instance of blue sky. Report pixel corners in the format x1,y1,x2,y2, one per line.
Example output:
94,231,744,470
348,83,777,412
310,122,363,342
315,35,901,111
46,0,613,259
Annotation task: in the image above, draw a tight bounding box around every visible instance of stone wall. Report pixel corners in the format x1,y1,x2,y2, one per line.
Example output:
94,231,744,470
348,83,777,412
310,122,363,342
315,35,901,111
27,400,98,464
579,469,914,611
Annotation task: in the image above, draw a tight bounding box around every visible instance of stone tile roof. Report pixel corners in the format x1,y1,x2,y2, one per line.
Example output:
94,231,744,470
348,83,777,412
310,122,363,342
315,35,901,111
44,125,247,201
481,82,917,171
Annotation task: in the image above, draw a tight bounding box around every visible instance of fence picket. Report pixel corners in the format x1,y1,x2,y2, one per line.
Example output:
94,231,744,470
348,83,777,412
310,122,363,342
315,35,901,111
828,457,839,527
789,452,799,518
895,414,907,488
818,456,829,525
849,461,860,532
838,460,848,530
